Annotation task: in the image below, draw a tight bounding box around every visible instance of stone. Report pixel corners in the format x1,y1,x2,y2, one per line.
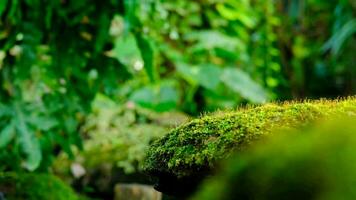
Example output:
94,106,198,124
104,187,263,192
114,183,162,200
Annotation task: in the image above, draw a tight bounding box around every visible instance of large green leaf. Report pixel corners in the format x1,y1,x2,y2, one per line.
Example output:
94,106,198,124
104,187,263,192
129,84,179,112
221,68,268,103
113,33,142,70
176,63,222,90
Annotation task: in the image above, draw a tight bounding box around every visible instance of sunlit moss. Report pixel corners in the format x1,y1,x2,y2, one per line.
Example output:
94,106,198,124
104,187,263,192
0,173,80,200
143,97,356,196
192,117,356,200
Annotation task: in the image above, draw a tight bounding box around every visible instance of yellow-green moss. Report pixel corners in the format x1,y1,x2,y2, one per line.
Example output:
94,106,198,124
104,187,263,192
143,97,356,196
192,117,356,200
0,173,80,200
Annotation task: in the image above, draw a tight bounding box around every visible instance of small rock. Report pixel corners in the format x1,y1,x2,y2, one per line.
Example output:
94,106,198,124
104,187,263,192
71,163,86,178
0,192,6,200
114,184,162,200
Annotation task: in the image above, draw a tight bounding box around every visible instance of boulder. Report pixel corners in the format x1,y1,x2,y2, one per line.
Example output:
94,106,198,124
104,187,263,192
143,97,356,196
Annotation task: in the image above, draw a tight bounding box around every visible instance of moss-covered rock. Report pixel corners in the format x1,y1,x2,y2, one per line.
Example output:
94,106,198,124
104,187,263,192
192,117,356,200
0,173,80,200
143,97,356,196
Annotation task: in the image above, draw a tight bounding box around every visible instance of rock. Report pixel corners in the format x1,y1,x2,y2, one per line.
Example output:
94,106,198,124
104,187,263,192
114,184,162,200
143,97,356,197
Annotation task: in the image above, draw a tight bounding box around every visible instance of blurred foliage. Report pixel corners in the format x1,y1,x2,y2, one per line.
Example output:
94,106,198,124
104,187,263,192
192,117,356,200
0,172,81,200
52,94,188,198
0,0,355,172
54,94,187,175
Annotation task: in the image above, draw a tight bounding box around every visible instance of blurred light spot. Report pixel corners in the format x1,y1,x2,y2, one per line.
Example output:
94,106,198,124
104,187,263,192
9,45,22,56
89,69,98,80
133,60,144,71
16,33,24,41
169,30,179,40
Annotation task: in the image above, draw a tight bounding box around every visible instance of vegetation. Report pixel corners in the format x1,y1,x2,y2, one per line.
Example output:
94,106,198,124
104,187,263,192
143,97,356,196
0,0,355,198
0,173,80,200
192,117,356,200
0,0,355,174
52,94,188,198
54,94,187,174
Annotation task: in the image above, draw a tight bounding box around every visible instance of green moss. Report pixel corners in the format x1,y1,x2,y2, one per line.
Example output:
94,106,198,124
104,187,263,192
143,97,356,196
0,173,80,200
192,117,356,200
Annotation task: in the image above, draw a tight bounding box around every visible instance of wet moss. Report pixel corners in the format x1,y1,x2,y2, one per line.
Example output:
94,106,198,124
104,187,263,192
0,173,80,200
192,117,356,200
143,97,356,196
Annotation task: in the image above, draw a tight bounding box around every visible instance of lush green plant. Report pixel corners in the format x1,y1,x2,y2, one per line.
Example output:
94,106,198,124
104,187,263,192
0,173,80,200
54,94,188,175
192,117,356,200
0,0,354,173
277,0,356,97
143,97,356,196
0,0,125,171
51,94,188,197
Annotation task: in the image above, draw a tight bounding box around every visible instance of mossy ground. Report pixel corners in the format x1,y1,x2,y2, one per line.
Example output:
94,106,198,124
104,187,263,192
192,117,356,200
143,97,356,196
0,173,80,200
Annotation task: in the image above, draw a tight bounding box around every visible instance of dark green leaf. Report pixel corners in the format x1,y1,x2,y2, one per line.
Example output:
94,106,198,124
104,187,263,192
0,0,8,17
136,34,158,82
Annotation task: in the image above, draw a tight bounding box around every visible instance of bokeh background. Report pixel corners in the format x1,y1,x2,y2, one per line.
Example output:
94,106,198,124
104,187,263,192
0,0,355,198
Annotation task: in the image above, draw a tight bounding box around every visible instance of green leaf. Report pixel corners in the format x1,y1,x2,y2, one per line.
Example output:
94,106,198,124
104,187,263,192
94,13,111,54
130,84,179,112
0,104,12,117
0,120,15,148
322,19,356,56
124,0,137,33
0,0,8,17
9,0,18,20
195,64,222,90
113,33,142,71
14,104,42,171
27,116,58,131
216,1,256,28
184,30,245,52
221,68,268,103
136,34,158,82
176,63,222,90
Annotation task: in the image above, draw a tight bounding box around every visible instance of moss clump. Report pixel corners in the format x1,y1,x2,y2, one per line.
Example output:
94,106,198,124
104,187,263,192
0,173,80,200
192,117,356,200
143,97,356,196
